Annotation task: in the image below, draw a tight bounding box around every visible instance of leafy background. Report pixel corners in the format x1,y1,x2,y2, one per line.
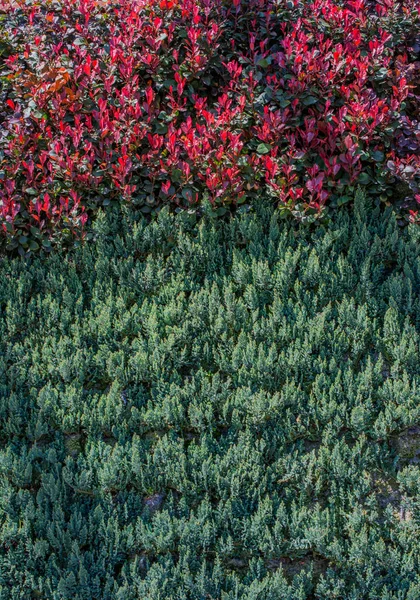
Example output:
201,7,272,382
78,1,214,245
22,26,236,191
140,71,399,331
0,0,419,252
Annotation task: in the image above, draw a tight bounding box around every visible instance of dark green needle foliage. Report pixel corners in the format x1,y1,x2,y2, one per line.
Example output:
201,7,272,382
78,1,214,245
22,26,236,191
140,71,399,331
1,190,420,599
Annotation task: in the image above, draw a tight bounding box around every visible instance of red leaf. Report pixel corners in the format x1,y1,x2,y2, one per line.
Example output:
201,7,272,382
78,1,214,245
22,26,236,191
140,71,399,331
159,0,171,7
161,180,171,195
145,87,154,106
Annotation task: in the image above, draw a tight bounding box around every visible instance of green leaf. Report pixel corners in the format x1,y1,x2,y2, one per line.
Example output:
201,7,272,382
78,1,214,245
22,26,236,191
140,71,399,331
182,188,196,201
302,96,318,106
155,123,168,134
371,151,385,162
336,196,351,206
257,58,270,68
257,143,271,155
279,97,291,108
358,173,371,185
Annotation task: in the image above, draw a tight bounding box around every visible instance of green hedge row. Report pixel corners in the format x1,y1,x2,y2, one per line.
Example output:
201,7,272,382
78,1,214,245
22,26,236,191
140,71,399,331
1,192,420,598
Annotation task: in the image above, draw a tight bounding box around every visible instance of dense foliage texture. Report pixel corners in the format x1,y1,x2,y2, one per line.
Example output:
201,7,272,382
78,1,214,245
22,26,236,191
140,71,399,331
0,0,419,251
1,192,420,598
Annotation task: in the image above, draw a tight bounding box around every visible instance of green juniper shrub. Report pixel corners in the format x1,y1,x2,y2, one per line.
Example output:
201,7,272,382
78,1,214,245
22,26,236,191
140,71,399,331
1,190,420,598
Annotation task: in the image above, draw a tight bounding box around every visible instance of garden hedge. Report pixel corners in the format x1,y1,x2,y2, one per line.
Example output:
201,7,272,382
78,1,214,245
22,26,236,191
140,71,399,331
1,0,419,251
1,191,420,598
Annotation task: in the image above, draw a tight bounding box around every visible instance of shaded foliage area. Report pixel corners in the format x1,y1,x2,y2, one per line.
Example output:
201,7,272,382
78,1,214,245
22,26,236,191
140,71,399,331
1,192,420,598
0,0,419,252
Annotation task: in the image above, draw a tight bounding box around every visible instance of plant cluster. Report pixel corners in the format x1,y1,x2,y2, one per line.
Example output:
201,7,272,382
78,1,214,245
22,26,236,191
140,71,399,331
1,192,420,598
0,0,419,251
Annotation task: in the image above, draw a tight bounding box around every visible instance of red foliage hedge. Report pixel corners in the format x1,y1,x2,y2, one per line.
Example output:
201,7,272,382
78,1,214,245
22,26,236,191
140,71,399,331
0,0,419,250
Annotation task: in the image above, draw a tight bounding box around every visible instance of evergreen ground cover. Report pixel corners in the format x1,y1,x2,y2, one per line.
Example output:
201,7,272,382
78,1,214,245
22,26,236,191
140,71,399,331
1,192,420,598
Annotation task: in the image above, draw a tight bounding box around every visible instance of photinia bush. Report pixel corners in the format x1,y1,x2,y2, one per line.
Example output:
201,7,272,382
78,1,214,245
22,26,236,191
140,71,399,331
0,0,419,250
